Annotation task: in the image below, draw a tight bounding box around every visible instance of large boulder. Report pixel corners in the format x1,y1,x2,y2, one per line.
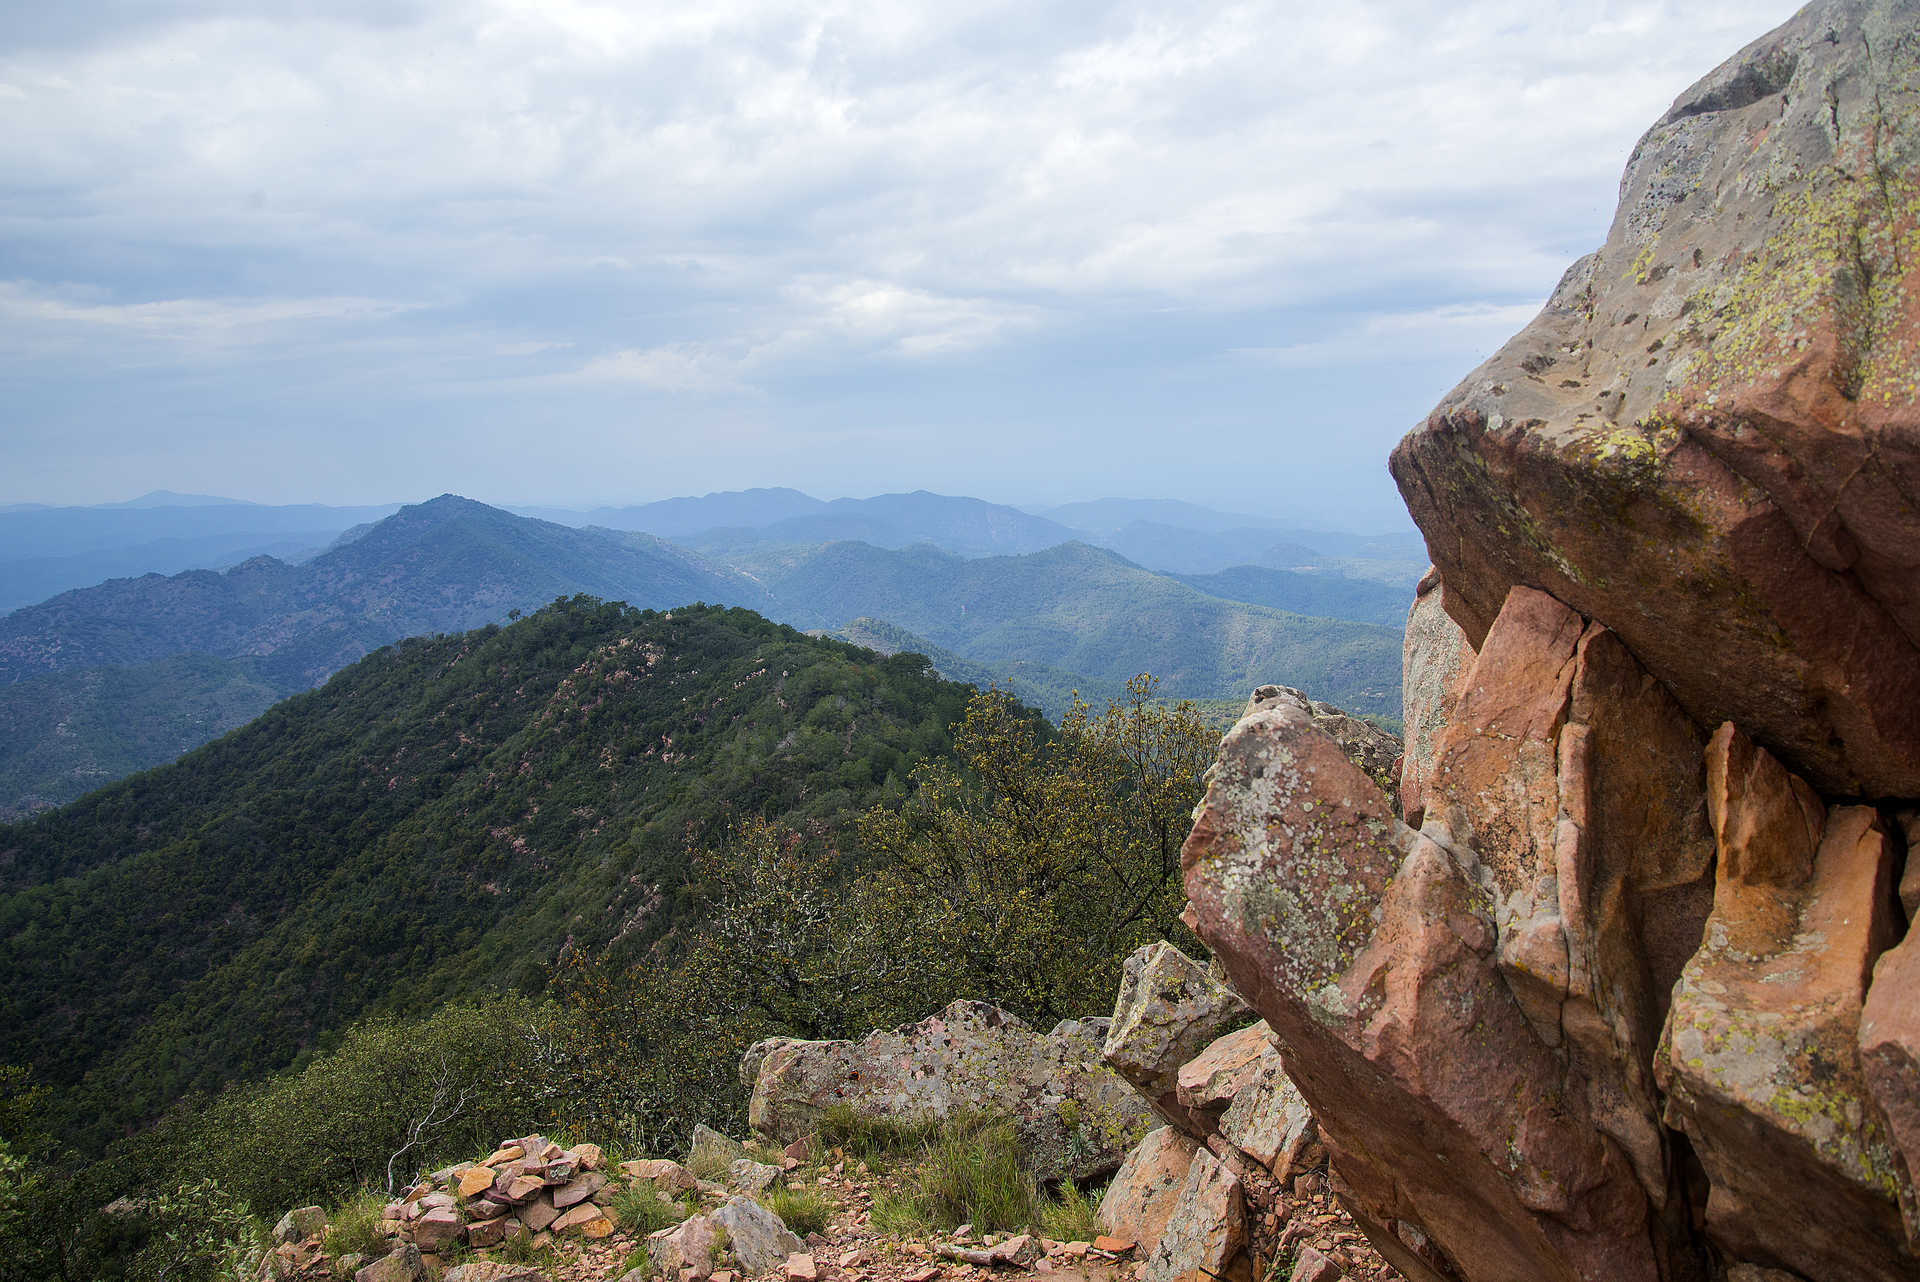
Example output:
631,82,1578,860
1102,941,1252,1132
1138,1148,1248,1282
1389,0,1920,798
1183,693,1669,1282
746,999,1152,1181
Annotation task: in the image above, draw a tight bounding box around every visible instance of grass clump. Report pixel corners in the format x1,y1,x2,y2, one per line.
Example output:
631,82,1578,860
1039,1180,1104,1242
764,1185,832,1237
867,1116,1039,1235
819,1105,941,1167
611,1186,694,1236
321,1188,388,1259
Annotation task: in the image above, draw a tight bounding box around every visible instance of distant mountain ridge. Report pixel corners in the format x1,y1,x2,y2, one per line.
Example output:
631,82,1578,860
0,495,768,688
0,497,402,613
0,493,1410,813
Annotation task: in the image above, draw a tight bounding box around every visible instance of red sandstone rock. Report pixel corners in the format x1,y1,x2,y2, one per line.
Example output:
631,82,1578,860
1658,725,1910,1282
1184,693,1669,1282
1097,1126,1197,1255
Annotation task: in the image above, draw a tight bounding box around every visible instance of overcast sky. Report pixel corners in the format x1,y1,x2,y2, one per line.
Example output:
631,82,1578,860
1,0,1801,527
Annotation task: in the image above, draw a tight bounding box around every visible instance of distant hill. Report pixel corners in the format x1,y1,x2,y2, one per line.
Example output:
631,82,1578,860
0,655,283,820
588,487,827,537
1172,565,1412,629
0,498,400,613
0,600,976,1140
0,495,769,688
761,541,1402,718
596,489,1078,558
0,495,1408,814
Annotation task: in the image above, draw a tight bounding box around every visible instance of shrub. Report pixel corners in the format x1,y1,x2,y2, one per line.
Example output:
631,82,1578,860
322,1188,389,1260
1039,1180,1104,1242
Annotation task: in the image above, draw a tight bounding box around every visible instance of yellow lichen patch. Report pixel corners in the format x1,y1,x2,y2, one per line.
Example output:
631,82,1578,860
1671,126,1920,408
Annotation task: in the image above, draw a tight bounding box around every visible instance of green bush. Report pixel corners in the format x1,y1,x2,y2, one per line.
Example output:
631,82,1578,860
322,1188,389,1260
128,1179,265,1282
150,998,552,1216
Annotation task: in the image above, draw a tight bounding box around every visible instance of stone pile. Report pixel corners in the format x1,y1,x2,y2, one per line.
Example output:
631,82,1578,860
388,1135,620,1258
1178,6,1920,1280
1093,943,1392,1282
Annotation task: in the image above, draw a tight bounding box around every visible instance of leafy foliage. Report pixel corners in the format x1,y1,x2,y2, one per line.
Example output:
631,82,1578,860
0,599,972,1148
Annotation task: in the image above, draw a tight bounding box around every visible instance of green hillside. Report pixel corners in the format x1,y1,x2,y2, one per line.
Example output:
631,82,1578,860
0,655,285,819
1172,565,1412,628
0,599,974,1143
764,541,1402,717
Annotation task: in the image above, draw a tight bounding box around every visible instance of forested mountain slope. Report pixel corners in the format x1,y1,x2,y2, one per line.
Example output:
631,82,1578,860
0,600,974,1143
762,541,1402,717
0,495,767,688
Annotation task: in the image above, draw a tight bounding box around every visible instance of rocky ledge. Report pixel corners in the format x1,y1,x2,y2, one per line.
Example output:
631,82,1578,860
1185,3,1920,1280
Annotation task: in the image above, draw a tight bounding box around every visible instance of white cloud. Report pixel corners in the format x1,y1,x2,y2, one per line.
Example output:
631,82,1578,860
1232,302,1547,368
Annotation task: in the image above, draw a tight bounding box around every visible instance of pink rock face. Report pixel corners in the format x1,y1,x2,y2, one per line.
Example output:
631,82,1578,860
1174,1024,1271,1117
1390,0,1920,799
1138,1148,1247,1282
1658,725,1910,1282
1183,694,1664,1282
1861,931,1920,1243
1098,1126,1198,1254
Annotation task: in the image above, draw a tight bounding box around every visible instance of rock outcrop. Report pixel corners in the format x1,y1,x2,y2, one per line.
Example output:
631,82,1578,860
744,1000,1152,1182
1183,4,1920,1280
1099,941,1389,1280
1388,0,1920,799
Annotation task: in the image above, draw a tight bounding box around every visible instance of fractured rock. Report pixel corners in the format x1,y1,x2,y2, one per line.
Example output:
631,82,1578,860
729,1158,782,1197
1390,0,1920,798
355,1244,425,1282
747,1000,1152,1181
271,1205,325,1245
1098,1126,1197,1255
1184,693,1666,1281
1102,941,1251,1132
713,1195,804,1276
650,1213,719,1282
1659,724,1910,1282
1174,1023,1272,1118
1399,570,1475,827
1138,1148,1246,1282
1215,1042,1314,1178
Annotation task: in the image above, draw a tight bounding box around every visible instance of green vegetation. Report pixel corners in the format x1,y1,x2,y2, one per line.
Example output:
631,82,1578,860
761,541,1402,719
0,600,1222,1278
0,654,286,820
611,1186,694,1237
860,1114,1104,1238
0,598,972,1149
763,1185,833,1237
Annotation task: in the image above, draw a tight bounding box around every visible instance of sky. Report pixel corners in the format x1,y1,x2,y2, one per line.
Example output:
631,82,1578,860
0,0,1804,529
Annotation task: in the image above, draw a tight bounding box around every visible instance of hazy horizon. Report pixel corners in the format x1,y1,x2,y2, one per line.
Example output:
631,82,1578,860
3,1,1803,530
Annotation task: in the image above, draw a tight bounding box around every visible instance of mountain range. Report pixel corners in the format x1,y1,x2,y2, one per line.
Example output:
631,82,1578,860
0,491,1415,816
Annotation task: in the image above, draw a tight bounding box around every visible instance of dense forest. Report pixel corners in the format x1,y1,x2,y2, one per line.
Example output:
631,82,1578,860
0,598,1224,1281
0,598,975,1149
